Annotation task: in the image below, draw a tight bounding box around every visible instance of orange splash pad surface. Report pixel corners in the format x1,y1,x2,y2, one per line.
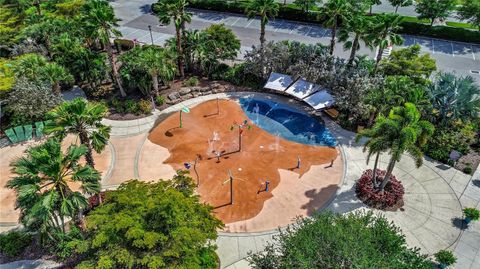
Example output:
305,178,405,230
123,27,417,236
148,99,339,224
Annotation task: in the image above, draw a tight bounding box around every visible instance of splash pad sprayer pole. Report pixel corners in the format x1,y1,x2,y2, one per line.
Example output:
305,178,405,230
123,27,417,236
216,98,220,115
231,120,252,152
179,106,190,128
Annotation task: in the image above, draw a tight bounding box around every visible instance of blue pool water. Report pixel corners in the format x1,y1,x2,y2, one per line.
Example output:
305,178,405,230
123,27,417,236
239,98,337,147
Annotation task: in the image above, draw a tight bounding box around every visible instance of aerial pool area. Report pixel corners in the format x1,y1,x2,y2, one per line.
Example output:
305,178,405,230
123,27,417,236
240,98,337,147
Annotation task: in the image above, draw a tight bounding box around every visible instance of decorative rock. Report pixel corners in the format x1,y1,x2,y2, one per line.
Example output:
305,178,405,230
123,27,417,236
168,92,180,101
179,88,192,95
192,92,201,98
199,87,210,92
181,93,193,100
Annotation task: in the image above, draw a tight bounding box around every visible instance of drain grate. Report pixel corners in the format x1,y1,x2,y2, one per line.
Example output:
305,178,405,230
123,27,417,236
471,70,480,75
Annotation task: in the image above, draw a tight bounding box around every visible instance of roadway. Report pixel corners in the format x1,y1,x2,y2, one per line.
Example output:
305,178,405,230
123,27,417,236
110,0,480,83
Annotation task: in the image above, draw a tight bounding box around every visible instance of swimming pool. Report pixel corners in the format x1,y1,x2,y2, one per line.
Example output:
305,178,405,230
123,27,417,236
239,98,337,147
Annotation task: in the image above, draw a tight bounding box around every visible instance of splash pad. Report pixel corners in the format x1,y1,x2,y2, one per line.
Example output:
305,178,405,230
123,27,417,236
148,98,342,232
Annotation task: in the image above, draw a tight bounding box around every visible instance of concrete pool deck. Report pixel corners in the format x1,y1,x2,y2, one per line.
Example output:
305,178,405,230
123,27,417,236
1,92,479,269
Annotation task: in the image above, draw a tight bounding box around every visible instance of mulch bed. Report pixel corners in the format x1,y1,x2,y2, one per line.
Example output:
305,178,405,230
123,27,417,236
356,169,405,211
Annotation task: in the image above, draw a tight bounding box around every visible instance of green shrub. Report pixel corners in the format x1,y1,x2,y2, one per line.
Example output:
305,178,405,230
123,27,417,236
48,226,83,260
156,95,165,106
111,97,125,114
125,99,139,115
183,76,199,87
463,163,473,175
0,230,32,258
138,99,152,114
114,39,135,52
198,246,218,269
463,207,480,221
400,21,480,44
434,250,456,266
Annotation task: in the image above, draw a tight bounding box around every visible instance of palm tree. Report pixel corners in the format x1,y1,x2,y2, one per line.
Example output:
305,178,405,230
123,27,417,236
368,13,404,69
428,73,480,124
367,0,381,14
156,0,192,78
12,53,73,94
356,129,391,188
44,98,111,169
41,62,74,95
138,46,177,96
7,138,100,241
245,0,280,76
388,0,413,13
320,0,352,55
338,13,372,66
81,0,126,96
363,103,434,192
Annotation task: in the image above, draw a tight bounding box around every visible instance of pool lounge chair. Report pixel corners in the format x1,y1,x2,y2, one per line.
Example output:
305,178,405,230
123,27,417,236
4,128,19,144
14,126,26,142
24,125,33,140
35,121,44,138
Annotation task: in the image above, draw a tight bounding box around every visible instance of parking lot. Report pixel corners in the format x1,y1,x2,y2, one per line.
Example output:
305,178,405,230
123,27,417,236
118,8,480,80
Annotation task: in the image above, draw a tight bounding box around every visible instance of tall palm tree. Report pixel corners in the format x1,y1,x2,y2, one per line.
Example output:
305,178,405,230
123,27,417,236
364,103,434,192
44,98,111,169
428,73,480,124
156,0,192,78
245,0,280,76
320,0,352,55
7,138,100,241
81,0,126,96
356,129,391,188
338,13,372,66
368,13,404,69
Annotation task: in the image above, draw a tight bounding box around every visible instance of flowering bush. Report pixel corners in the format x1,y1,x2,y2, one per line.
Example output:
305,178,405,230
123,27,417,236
356,169,405,210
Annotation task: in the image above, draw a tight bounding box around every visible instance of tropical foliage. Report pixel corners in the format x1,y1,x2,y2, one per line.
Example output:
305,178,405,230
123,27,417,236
7,138,101,243
72,173,223,269
249,211,432,268
45,98,111,168
415,0,456,26
358,103,434,191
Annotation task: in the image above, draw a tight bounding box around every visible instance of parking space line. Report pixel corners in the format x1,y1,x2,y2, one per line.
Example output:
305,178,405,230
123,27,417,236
230,17,240,27
289,22,299,34
432,39,435,54
274,21,283,32
245,19,254,28
450,42,454,57
472,45,476,61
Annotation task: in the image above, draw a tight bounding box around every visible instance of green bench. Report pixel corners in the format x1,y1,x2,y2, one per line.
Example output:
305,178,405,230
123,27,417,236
35,121,45,138
4,128,19,144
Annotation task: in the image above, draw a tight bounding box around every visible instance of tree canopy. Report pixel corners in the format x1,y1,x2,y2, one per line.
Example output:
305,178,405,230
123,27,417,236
415,0,456,26
379,44,436,85
457,0,480,30
73,172,224,269
248,211,433,269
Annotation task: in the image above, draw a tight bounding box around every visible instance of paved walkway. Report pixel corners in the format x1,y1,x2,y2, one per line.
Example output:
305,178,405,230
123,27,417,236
1,93,479,268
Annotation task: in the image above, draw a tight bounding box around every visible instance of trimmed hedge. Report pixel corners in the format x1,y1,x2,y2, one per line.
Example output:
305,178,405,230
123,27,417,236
153,0,480,44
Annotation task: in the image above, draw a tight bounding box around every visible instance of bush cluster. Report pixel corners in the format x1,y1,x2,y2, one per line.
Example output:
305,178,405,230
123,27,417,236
356,169,405,209
0,230,32,258
178,0,480,44
110,98,152,115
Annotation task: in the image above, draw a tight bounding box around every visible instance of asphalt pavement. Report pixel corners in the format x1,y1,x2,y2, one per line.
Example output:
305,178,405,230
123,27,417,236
111,0,480,83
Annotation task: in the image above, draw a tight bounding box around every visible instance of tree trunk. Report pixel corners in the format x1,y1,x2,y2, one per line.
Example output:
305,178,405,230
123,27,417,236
78,130,95,168
372,152,380,188
175,25,185,78
367,110,377,127
52,82,61,96
105,39,126,97
347,34,360,66
329,20,337,55
34,0,41,16
369,5,373,14
378,156,396,191
152,74,159,96
78,129,102,205
394,6,399,13
260,20,266,78
374,45,384,71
